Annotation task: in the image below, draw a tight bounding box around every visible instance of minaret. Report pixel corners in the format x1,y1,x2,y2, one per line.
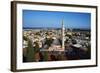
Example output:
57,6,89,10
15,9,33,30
62,19,65,51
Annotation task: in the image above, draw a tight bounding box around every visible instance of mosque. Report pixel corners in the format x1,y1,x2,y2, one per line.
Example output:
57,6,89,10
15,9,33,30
44,20,65,51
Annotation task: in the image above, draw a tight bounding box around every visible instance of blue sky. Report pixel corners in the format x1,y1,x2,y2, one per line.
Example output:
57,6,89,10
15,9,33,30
23,10,91,29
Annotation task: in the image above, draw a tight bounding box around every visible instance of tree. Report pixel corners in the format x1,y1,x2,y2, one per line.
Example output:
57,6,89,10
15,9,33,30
45,38,53,47
23,36,28,41
26,39,35,62
33,42,40,53
43,51,48,61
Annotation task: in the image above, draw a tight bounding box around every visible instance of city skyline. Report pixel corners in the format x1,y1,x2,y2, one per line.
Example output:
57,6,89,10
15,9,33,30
23,10,91,29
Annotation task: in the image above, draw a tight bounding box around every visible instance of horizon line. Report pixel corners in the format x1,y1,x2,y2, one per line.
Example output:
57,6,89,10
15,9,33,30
23,27,90,30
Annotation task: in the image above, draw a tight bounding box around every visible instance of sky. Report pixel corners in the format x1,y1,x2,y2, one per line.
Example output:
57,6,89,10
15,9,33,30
23,10,91,29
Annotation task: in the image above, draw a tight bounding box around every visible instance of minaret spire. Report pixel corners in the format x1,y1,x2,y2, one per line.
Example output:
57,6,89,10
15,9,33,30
62,19,65,51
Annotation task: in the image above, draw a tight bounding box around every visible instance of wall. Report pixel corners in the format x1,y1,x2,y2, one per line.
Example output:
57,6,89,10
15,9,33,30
0,0,99,73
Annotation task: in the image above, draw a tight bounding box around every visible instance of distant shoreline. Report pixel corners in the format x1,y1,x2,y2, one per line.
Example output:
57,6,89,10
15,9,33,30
23,27,90,31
